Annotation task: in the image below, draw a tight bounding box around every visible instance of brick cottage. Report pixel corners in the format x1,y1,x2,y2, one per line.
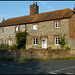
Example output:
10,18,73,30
0,2,75,49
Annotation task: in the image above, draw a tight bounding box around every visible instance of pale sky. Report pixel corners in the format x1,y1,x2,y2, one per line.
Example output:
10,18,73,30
0,1,75,22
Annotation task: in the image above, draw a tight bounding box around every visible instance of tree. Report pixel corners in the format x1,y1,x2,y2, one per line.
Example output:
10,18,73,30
16,30,28,49
59,34,66,49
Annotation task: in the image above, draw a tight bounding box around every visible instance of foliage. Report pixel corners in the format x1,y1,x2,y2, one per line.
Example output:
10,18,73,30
59,34,66,49
16,30,28,49
65,46,71,50
0,44,9,49
9,44,18,50
46,47,51,50
21,57,75,61
28,47,35,50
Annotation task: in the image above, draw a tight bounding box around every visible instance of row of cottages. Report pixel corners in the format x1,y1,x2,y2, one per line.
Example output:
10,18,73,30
0,2,75,49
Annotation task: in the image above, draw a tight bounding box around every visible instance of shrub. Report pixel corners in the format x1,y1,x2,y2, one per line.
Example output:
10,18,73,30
59,34,66,49
46,47,51,50
65,46,71,50
28,48,34,50
16,30,28,49
0,44,9,50
9,44,18,50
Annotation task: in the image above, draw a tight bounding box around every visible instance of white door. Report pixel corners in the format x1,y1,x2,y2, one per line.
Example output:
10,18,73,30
42,38,47,49
9,40,12,46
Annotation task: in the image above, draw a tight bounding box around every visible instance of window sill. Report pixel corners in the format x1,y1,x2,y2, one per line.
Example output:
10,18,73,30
55,44,60,45
33,44,38,46
55,27,60,28
32,30,37,31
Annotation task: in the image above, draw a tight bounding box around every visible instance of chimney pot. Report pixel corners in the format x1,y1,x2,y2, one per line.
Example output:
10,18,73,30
3,18,5,21
35,2,37,5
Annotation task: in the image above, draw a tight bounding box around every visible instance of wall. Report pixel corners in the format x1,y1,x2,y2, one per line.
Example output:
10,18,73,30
26,18,69,49
0,49,75,60
0,25,25,45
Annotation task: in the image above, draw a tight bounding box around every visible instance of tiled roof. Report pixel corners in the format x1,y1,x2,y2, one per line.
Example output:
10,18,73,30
0,8,73,27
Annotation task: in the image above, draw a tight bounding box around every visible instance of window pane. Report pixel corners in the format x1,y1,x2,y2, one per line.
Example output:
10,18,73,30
16,26,19,31
33,24,38,30
33,38,38,45
1,40,3,44
1,29,3,34
58,21,60,27
55,37,60,44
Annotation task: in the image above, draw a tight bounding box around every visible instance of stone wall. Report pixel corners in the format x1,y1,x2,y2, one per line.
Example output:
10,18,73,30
26,18,69,49
12,49,75,60
0,49,75,60
0,25,25,45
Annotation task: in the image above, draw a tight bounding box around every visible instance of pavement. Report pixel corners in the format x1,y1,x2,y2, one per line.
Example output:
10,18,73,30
0,60,75,74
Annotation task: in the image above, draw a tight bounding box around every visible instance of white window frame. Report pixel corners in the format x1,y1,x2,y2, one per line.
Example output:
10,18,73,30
16,26,19,32
33,38,38,45
9,40,12,46
55,21,60,28
1,28,3,34
55,37,60,45
1,40,3,44
32,24,38,30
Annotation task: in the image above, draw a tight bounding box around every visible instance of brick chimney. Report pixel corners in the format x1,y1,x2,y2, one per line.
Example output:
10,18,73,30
2,18,5,22
30,2,39,15
73,3,75,13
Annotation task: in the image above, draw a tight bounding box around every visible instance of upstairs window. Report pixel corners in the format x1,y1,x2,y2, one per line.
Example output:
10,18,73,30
33,38,38,45
15,26,19,32
32,24,38,30
55,21,60,28
1,28,3,34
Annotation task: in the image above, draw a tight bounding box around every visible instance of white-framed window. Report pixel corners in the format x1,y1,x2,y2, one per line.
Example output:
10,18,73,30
1,40,3,44
5,39,6,44
15,26,19,32
32,24,38,30
1,28,3,34
33,38,38,45
55,21,60,28
9,40,12,46
55,37,60,45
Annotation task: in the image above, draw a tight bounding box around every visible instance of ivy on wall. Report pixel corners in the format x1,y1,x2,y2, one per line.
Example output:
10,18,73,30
15,29,28,49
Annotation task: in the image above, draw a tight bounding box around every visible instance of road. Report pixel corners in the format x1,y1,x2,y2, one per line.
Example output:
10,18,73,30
0,60,75,74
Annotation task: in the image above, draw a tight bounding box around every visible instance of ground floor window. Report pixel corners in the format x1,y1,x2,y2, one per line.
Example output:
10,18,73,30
55,37,60,45
33,38,38,45
9,40,12,46
1,40,3,44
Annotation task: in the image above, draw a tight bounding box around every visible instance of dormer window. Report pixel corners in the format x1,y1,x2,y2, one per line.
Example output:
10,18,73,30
55,21,60,28
32,24,38,30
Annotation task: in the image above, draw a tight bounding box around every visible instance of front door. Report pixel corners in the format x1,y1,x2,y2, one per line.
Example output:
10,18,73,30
42,38,47,49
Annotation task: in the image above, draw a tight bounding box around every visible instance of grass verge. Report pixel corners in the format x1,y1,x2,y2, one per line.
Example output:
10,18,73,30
21,57,75,62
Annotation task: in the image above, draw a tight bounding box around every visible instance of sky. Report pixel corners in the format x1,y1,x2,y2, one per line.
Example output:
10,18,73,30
0,1,75,22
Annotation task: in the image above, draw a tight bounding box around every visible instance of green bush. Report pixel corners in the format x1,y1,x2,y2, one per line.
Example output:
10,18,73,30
28,48,35,50
16,30,28,49
0,57,14,61
65,46,71,50
0,44,9,49
9,44,18,50
59,34,66,49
